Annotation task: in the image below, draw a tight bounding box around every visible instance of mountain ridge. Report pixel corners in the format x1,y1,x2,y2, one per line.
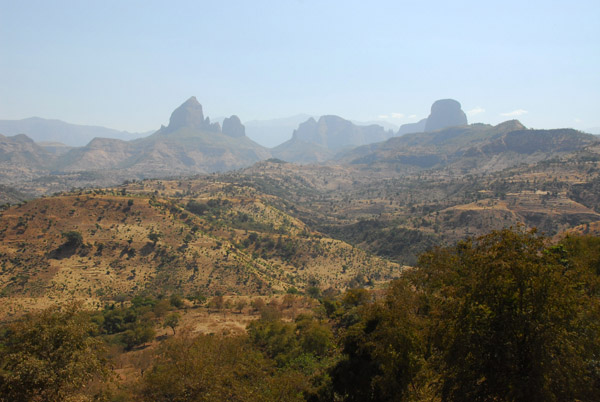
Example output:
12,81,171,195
0,98,271,185
272,115,393,163
1,98,597,200
338,120,598,173
0,116,150,147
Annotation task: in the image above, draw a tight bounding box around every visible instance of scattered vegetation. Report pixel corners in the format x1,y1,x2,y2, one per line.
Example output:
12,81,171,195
1,228,598,401
0,303,110,402
2,138,600,400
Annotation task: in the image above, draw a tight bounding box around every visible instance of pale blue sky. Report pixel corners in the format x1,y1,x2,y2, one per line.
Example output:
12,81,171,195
1,0,599,132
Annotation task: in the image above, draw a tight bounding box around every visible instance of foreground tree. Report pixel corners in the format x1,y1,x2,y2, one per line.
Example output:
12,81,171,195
414,228,600,401
0,304,110,402
328,281,422,401
140,333,307,401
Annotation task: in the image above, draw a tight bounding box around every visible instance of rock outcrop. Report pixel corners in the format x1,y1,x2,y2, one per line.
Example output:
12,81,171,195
272,115,394,163
424,99,468,132
396,99,468,136
167,96,206,131
165,96,221,133
19,97,272,181
292,115,392,152
222,115,246,138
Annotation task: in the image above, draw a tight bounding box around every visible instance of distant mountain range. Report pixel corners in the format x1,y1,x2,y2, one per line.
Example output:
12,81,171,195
2,97,597,199
339,119,597,174
0,98,472,172
244,116,399,149
271,98,470,163
0,97,271,190
0,117,150,147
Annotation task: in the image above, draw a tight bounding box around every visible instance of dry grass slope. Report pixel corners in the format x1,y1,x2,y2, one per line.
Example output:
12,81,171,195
0,181,399,320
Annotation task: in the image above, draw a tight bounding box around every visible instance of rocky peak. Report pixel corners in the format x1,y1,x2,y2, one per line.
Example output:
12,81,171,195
167,96,206,131
292,117,318,140
424,99,468,132
11,134,36,144
495,119,526,132
319,115,353,129
289,115,391,152
222,115,246,138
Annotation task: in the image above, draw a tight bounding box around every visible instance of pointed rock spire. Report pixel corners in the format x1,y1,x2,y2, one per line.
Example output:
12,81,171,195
167,96,206,131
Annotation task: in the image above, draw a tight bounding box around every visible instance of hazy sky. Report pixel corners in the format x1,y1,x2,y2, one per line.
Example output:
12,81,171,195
1,0,599,132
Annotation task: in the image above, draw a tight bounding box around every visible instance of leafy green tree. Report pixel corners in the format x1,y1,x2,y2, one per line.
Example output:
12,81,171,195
414,228,600,401
306,286,321,299
169,293,184,309
210,295,225,311
114,293,128,307
0,304,110,402
163,313,180,335
247,313,298,366
61,230,83,248
341,288,371,308
296,316,333,357
51,230,85,258
286,286,299,295
251,297,266,313
188,290,207,306
561,234,600,276
236,299,248,313
153,298,172,318
122,321,156,350
148,231,161,245
247,309,335,379
140,334,306,401
329,281,421,402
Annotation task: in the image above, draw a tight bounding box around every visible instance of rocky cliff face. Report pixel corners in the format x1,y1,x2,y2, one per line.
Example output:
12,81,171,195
167,96,205,130
396,99,468,136
272,115,393,163
222,115,246,138
292,115,392,152
424,99,468,132
166,96,220,132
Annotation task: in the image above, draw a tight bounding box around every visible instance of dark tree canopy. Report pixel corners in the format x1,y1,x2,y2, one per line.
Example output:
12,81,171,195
329,280,422,402
414,228,600,401
141,334,308,402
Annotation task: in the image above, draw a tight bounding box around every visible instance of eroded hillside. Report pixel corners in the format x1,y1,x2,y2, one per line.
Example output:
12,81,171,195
0,182,399,319
216,144,600,264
